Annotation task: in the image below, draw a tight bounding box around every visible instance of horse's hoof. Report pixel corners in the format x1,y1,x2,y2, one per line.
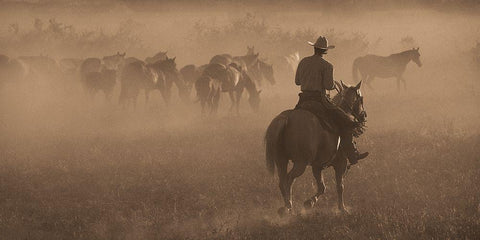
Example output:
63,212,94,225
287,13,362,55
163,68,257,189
304,199,315,210
277,207,291,217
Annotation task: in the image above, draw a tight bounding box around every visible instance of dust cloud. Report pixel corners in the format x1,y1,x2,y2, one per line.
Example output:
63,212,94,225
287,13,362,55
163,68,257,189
0,1,479,239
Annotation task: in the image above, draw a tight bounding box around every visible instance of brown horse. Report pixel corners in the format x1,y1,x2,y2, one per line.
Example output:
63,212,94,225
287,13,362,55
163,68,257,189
265,81,366,215
352,48,422,90
195,63,261,115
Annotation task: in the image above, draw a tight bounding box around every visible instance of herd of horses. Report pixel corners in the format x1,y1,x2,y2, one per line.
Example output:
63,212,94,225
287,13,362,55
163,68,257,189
0,47,275,115
0,46,422,115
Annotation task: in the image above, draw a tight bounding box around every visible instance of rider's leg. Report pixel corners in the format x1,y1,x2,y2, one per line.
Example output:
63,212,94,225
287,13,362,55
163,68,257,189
339,131,369,165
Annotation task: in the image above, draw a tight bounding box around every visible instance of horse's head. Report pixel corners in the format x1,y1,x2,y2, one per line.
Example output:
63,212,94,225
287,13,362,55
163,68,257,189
248,89,261,113
162,57,178,74
410,47,422,67
103,52,126,69
338,81,367,123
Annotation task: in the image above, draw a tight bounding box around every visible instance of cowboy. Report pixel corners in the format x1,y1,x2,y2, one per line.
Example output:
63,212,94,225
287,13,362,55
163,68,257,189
294,36,369,165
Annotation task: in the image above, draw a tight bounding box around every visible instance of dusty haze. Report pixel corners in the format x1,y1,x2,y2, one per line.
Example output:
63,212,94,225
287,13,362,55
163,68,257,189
0,0,479,239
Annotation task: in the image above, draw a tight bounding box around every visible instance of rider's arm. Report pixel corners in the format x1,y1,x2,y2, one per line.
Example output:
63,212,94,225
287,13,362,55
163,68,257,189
323,64,335,90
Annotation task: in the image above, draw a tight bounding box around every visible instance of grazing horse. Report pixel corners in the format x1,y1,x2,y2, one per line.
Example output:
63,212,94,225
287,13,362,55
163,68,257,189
195,63,261,115
103,52,125,70
352,48,422,90
265,81,366,215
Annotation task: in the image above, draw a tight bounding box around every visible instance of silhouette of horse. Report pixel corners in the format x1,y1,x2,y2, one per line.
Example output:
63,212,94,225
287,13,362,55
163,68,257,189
195,63,261,115
352,48,422,90
265,81,366,215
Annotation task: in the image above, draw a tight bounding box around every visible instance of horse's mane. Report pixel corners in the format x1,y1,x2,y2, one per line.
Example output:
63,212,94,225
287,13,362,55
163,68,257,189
389,49,414,58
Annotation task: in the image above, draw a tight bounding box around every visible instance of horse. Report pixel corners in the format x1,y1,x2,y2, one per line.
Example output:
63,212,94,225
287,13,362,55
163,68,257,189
119,57,188,109
84,68,116,101
180,64,204,98
195,63,261,115
119,61,165,109
264,81,366,216
102,52,125,70
352,48,422,90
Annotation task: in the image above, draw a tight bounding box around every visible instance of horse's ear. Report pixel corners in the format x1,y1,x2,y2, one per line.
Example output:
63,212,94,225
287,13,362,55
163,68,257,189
172,57,176,61
255,53,259,58
121,52,126,57
340,80,348,89
355,81,362,90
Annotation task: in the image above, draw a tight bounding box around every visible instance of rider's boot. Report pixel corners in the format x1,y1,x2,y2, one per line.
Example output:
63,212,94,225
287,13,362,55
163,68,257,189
340,133,369,165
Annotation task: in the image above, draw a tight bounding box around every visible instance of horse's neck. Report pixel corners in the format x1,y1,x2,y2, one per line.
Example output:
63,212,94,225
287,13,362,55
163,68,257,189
242,73,257,93
332,93,351,113
390,51,412,65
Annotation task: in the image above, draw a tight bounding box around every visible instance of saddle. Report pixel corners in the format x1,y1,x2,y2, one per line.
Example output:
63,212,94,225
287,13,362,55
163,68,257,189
294,92,340,135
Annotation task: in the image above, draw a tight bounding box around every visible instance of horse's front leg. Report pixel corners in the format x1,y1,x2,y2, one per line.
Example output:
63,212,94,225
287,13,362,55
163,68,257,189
333,153,349,213
235,89,242,115
400,76,407,90
304,165,325,210
228,91,235,112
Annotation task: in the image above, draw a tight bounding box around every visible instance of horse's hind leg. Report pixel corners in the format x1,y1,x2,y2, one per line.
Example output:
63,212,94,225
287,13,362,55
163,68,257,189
304,166,325,210
400,77,407,90
279,161,307,215
276,158,289,216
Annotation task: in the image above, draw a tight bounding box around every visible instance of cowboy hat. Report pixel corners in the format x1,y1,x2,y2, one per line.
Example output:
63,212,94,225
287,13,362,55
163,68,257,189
308,36,335,49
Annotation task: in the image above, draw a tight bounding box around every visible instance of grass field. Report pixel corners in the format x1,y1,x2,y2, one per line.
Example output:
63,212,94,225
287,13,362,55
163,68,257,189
0,88,479,239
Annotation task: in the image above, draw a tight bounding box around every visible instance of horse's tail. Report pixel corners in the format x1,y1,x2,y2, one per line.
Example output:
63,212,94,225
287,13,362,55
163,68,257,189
352,57,361,82
264,111,289,176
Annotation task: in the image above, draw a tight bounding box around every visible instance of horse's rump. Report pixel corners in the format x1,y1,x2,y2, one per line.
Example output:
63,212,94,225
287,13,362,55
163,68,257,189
266,109,338,171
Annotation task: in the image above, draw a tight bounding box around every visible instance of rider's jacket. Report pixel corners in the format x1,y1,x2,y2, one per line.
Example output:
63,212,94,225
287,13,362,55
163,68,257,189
295,54,335,93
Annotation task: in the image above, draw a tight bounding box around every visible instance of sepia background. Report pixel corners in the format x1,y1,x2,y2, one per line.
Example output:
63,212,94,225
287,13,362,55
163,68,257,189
0,0,479,239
